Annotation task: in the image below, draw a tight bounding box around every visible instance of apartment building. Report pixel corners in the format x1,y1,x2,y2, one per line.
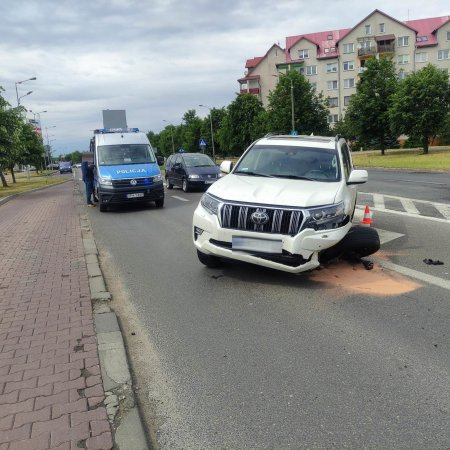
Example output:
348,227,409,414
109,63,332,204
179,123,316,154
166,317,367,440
238,9,450,125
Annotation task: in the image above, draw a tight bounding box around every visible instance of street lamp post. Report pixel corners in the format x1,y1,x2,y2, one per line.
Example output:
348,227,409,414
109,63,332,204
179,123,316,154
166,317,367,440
163,120,175,153
18,91,33,106
30,110,48,169
198,104,215,162
45,126,56,168
15,77,36,106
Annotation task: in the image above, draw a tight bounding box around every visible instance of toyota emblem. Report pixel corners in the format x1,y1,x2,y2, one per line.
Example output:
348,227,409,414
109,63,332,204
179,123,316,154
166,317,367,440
130,179,137,186
251,211,269,225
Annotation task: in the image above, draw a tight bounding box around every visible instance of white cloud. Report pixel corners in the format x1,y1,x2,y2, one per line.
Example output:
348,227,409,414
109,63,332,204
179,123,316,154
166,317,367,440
1,0,448,154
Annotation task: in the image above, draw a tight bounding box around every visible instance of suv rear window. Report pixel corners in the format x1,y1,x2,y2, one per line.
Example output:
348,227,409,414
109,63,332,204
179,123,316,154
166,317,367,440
234,145,341,182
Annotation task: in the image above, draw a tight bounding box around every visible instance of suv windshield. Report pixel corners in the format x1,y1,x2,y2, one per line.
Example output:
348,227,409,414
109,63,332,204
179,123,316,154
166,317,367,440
97,144,156,166
183,154,215,168
234,145,341,182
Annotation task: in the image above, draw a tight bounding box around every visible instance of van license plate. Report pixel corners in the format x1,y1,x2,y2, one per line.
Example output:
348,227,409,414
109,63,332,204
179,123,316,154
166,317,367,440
127,193,144,198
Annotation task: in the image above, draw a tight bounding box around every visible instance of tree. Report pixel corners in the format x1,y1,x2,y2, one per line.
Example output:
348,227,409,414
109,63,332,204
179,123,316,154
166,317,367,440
216,94,267,156
180,110,202,152
199,107,226,158
344,57,398,155
389,64,450,154
267,69,329,135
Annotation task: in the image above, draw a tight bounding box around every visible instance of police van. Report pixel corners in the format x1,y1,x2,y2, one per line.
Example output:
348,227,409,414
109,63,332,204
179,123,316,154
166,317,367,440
89,127,164,211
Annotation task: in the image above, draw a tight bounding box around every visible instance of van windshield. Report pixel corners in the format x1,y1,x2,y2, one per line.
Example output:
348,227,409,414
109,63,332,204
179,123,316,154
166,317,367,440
97,144,156,166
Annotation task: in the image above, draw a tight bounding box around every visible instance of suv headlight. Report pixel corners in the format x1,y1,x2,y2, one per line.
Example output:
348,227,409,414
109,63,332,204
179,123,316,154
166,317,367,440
303,202,346,230
200,193,220,216
99,177,112,186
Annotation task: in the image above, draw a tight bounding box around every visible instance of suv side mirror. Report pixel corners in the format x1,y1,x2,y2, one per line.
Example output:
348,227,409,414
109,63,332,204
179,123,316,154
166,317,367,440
347,169,368,185
220,160,234,174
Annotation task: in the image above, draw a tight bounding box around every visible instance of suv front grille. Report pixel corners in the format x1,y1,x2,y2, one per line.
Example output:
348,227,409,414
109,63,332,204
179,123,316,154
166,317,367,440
219,204,304,235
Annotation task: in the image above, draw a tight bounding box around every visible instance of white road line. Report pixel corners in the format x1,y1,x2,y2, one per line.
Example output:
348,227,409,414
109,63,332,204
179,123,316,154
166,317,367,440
355,205,450,224
434,203,450,220
400,198,420,215
376,229,404,245
172,195,189,202
373,258,450,291
372,193,385,210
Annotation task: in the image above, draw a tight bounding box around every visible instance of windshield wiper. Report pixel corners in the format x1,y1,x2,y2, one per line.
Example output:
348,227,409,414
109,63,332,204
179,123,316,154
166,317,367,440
234,171,274,177
275,174,315,180
194,164,213,167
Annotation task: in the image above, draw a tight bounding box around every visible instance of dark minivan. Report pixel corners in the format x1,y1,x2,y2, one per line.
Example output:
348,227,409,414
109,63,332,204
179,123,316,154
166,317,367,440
165,153,221,192
59,161,72,174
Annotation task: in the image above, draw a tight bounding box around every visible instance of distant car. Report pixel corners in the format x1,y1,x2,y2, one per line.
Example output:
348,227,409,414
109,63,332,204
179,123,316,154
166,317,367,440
74,163,81,168
165,153,221,192
59,162,72,174
47,163,59,170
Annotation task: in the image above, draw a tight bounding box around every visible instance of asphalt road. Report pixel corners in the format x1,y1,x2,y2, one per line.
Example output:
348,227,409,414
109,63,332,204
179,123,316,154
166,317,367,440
84,177,450,449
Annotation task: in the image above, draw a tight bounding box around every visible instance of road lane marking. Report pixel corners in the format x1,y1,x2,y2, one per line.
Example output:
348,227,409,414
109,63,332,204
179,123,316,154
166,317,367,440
435,203,450,220
400,198,420,215
373,193,385,209
171,196,189,202
355,205,450,224
376,229,404,245
372,259,450,291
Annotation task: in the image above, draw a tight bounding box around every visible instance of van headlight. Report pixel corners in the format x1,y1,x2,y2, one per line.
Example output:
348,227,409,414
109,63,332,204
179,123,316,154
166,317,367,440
152,174,162,182
303,202,346,230
99,177,112,186
189,174,200,179
200,193,220,216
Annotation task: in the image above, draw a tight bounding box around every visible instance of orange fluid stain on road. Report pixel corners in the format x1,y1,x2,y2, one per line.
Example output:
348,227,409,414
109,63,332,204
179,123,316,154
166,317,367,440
310,259,422,296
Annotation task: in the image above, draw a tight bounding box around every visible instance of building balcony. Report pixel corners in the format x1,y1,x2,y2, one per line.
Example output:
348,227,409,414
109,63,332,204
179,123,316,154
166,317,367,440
378,42,395,53
358,47,376,57
240,88,260,95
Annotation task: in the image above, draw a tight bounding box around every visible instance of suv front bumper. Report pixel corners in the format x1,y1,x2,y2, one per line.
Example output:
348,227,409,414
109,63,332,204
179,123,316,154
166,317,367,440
193,204,352,273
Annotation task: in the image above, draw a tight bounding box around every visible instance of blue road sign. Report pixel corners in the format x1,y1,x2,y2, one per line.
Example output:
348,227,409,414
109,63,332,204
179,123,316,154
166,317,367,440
199,139,207,147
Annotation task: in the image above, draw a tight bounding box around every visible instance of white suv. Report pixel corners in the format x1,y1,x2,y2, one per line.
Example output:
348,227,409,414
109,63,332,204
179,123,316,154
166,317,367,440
193,134,376,273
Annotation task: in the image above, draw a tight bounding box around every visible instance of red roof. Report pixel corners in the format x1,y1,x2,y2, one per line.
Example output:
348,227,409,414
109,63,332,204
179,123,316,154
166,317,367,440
405,15,450,46
238,74,261,83
245,57,263,69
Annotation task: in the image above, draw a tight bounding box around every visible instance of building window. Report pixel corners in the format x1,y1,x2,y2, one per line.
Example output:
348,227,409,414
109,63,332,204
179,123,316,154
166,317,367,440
397,54,409,65
306,65,317,75
343,43,354,53
415,52,428,63
398,70,408,80
298,67,305,74
447,31,450,41
324,48,330,53
327,80,338,90
309,81,317,90
328,97,338,107
398,36,409,47
379,23,385,33
344,78,355,89
343,61,354,71
438,49,450,60
327,62,338,73
416,36,428,42
241,83,248,90
344,95,352,106
328,114,339,124
330,47,336,52
327,34,333,40
365,24,372,35
298,49,309,59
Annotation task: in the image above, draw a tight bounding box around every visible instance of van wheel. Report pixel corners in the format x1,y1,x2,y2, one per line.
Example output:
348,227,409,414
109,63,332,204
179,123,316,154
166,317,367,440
155,198,164,207
197,250,221,268
165,177,173,189
182,178,189,192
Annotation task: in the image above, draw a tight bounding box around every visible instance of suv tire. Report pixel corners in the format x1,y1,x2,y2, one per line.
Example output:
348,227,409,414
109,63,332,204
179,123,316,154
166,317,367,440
319,225,380,263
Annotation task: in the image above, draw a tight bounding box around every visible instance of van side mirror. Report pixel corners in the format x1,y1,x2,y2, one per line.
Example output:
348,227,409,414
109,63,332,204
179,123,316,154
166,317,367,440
157,156,164,166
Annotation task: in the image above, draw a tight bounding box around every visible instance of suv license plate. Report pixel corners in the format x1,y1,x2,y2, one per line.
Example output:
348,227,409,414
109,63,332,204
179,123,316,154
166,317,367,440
232,237,282,254
127,193,144,198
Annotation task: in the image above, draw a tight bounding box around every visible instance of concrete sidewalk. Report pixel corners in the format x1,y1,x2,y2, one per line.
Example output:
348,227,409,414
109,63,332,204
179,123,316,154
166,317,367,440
0,181,147,449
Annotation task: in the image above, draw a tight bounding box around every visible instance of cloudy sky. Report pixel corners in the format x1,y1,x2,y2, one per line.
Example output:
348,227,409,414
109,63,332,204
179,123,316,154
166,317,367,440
1,0,448,156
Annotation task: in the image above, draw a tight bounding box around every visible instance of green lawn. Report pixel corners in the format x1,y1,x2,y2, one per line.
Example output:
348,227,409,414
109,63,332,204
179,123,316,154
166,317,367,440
351,147,450,171
0,171,67,199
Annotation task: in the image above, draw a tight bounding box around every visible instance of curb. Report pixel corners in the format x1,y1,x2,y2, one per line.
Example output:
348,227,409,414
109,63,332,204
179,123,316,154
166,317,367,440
75,181,149,450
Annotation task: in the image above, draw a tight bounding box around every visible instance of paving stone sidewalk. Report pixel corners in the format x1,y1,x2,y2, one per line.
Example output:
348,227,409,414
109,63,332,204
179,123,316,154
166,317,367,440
0,183,113,449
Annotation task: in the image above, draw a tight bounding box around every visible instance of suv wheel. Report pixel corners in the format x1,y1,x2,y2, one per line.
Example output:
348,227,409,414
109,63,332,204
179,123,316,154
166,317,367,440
197,250,221,268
